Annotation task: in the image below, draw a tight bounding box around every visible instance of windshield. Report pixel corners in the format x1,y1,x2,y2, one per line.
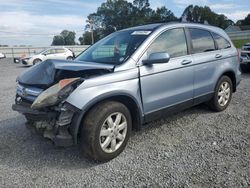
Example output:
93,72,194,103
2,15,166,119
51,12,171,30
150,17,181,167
75,30,150,65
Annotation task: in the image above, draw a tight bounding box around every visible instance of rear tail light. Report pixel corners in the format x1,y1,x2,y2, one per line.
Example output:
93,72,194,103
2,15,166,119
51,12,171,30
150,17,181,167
237,49,241,63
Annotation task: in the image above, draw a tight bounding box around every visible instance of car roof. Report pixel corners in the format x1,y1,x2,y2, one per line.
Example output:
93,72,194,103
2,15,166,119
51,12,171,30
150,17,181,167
121,22,223,32
121,23,164,31
120,22,229,41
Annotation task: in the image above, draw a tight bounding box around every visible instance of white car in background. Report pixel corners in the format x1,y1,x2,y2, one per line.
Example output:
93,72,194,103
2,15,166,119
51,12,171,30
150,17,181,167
18,47,75,66
0,52,6,59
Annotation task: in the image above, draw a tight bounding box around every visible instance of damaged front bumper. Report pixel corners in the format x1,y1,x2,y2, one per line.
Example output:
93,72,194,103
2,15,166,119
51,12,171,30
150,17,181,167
12,98,79,147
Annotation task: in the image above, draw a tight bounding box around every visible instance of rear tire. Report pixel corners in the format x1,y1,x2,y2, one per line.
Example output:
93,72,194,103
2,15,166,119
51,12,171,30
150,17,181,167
209,75,233,112
79,101,132,162
67,56,73,60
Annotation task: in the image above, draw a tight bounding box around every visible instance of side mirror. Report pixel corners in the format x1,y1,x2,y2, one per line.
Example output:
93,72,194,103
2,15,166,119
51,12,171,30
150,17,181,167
142,52,170,65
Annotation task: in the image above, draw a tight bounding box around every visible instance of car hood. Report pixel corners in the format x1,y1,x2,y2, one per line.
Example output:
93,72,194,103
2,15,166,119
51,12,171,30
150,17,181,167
18,59,114,88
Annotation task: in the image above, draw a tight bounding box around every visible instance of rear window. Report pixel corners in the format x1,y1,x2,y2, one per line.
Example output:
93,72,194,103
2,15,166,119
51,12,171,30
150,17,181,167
189,28,215,54
212,32,231,50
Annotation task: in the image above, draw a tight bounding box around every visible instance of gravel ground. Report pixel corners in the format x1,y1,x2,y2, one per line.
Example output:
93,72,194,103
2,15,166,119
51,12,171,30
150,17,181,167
0,58,250,187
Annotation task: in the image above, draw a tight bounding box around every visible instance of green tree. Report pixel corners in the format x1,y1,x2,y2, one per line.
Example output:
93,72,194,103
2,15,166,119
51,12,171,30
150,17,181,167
82,0,177,42
52,35,64,45
97,0,135,32
79,32,91,45
150,6,177,23
241,14,250,25
61,30,76,45
79,28,103,45
52,30,76,45
181,5,233,29
132,0,152,25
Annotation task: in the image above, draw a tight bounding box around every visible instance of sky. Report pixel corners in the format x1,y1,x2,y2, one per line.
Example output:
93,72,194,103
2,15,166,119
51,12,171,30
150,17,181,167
0,0,249,46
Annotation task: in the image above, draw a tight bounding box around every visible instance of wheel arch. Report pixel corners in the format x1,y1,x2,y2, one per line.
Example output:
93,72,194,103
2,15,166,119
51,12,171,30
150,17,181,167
33,58,42,65
66,56,73,60
221,70,236,92
70,93,143,144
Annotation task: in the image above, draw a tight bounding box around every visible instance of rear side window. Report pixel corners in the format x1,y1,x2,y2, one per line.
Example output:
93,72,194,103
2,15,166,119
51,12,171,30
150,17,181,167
55,49,66,53
212,32,231,50
147,28,188,58
189,28,215,54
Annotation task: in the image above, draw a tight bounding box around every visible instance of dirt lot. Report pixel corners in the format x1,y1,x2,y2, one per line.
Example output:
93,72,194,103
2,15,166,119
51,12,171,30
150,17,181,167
0,58,249,187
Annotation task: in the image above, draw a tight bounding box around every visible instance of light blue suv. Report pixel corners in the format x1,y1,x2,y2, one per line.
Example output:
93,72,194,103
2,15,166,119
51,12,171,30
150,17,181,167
13,23,241,161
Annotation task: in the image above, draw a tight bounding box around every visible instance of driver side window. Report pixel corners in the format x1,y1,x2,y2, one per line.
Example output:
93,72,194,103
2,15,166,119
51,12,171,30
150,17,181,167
43,49,55,55
147,28,188,59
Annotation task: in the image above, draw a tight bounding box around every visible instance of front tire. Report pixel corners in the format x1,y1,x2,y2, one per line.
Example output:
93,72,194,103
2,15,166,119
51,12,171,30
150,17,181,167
209,75,233,112
33,58,42,65
80,101,132,162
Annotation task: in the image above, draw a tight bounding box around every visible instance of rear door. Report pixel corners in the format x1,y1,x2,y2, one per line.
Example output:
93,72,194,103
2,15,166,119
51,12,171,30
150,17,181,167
139,27,194,119
187,28,218,99
54,48,68,59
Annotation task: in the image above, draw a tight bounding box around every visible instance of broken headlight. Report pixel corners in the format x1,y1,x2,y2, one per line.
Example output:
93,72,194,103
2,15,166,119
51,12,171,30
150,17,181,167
31,78,82,109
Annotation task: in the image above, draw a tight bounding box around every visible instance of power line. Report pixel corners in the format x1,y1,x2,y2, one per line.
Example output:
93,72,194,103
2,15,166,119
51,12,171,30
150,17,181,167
0,30,84,36
0,30,55,36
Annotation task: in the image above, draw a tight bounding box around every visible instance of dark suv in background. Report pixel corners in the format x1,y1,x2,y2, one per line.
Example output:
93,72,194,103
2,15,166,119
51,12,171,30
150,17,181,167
240,43,250,72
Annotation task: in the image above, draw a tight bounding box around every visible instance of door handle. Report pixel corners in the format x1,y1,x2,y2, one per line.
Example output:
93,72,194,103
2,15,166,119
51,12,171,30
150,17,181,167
215,54,222,58
181,60,192,65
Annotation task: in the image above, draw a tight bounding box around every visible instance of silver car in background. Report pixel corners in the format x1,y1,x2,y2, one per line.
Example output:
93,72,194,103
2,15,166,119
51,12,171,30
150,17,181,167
13,23,241,162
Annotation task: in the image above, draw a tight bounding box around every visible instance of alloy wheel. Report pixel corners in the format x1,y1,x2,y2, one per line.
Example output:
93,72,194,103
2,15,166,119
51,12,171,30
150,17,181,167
99,112,127,153
217,81,231,107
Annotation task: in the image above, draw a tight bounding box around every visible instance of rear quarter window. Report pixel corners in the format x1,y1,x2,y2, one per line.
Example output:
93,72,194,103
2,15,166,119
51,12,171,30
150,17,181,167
56,49,66,53
44,49,56,55
189,28,215,54
212,32,231,50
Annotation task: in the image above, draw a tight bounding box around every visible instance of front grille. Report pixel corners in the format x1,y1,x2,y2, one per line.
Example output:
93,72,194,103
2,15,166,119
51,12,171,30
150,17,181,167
16,83,43,102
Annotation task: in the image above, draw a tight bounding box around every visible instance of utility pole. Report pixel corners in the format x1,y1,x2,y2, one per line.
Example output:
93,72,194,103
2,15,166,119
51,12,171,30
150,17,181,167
86,19,94,44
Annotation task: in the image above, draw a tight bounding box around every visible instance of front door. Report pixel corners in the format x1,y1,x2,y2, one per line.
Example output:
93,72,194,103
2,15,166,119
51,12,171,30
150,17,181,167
139,28,194,120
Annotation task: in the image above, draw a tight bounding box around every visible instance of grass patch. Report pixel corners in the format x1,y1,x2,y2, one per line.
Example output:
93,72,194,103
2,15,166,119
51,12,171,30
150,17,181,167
232,39,250,48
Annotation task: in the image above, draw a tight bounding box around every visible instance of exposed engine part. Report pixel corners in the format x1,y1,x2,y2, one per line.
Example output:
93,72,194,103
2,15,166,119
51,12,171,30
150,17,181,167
25,118,73,147
57,110,74,127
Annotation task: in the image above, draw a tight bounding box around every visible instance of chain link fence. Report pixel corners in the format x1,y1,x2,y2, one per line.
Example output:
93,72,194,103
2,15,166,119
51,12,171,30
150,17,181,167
227,30,250,40
0,45,90,58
